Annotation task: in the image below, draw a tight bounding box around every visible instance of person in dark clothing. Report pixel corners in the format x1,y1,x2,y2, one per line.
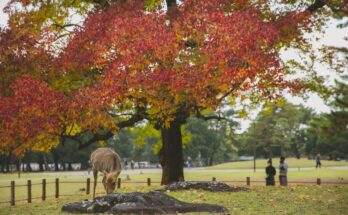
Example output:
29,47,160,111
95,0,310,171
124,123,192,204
265,159,276,186
315,154,321,168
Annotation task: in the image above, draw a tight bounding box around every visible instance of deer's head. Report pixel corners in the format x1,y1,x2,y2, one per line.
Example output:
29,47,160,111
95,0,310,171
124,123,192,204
102,171,120,194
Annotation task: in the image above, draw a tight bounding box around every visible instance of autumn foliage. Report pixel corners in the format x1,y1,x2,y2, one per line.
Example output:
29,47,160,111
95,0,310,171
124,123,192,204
0,0,343,161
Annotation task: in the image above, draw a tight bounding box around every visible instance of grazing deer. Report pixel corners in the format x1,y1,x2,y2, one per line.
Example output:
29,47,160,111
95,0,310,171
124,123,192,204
90,148,122,198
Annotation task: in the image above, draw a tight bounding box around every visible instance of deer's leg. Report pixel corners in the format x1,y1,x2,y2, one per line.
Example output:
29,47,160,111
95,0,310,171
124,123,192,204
93,170,98,199
102,175,107,193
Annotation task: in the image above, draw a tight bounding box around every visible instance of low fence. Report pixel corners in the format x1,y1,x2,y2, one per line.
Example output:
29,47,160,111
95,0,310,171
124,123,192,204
0,177,347,206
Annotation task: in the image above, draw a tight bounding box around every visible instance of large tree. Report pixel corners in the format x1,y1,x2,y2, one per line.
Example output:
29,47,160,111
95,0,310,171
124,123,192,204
1,0,347,184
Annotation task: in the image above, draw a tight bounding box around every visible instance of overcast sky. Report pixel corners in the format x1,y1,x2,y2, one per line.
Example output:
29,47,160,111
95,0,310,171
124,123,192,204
1,1,347,131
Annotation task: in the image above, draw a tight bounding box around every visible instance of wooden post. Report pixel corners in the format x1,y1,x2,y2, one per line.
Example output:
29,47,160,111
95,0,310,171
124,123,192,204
86,178,90,195
10,181,15,206
212,177,216,181
317,178,321,185
42,179,46,201
117,178,121,189
147,178,151,186
27,180,32,203
55,178,59,198
246,177,250,186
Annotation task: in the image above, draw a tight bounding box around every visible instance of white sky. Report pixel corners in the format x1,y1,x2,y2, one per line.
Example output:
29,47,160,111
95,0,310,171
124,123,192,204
1,1,347,132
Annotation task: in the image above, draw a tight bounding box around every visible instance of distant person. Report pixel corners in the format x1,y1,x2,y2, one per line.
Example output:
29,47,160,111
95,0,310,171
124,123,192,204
186,156,192,169
124,160,128,170
279,156,288,186
130,160,135,170
315,154,322,168
265,159,276,186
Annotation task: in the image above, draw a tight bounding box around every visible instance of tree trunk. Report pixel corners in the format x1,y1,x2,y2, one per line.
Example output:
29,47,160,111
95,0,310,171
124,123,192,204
0,156,4,173
61,162,66,171
280,145,286,157
209,138,221,166
43,154,50,171
51,149,60,171
6,156,10,172
159,120,184,185
26,158,32,172
38,154,44,172
17,159,21,178
54,161,59,171
68,162,73,171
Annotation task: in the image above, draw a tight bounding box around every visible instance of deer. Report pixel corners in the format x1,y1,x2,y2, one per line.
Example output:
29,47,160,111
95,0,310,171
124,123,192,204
89,148,122,198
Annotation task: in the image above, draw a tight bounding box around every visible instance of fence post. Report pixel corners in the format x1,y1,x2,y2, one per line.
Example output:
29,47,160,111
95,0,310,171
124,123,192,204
42,179,46,201
86,178,90,195
246,177,250,186
317,178,321,185
147,178,151,186
27,180,32,203
55,178,59,198
10,181,15,206
117,178,121,189
212,177,216,181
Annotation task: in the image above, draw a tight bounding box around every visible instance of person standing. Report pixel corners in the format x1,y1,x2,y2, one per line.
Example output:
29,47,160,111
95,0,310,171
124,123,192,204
186,156,192,169
130,160,135,170
315,153,322,168
265,159,276,186
279,156,288,186
124,159,128,170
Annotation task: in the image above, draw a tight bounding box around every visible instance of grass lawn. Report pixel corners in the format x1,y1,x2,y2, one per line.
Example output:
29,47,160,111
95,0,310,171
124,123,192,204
0,185,347,215
1,168,347,203
205,158,348,170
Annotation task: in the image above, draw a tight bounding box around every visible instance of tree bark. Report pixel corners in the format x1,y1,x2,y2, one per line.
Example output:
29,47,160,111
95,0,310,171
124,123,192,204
43,154,50,171
61,162,66,171
159,120,184,185
26,159,32,172
68,162,73,171
0,157,4,173
208,141,220,166
17,159,21,178
6,154,10,172
51,149,60,171
38,154,44,172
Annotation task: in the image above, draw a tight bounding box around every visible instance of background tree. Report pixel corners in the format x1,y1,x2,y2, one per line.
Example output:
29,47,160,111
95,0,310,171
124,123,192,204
306,79,348,159
243,99,314,158
184,109,239,166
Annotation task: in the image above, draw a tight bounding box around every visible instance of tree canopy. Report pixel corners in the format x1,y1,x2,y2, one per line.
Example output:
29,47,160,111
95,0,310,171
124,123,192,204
0,0,347,183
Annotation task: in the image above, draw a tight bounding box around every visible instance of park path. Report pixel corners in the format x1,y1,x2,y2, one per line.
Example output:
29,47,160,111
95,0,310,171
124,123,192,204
1,166,347,182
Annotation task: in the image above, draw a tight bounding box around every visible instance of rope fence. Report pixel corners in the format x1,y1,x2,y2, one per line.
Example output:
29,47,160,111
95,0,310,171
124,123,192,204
0,176,347,206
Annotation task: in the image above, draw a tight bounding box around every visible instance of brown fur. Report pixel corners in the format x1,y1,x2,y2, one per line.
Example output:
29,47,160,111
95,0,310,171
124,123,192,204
90,148,122,198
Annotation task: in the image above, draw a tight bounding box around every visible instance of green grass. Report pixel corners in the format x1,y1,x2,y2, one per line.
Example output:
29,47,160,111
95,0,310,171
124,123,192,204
1,168,347,203
0,185,347,215
205,158,348,170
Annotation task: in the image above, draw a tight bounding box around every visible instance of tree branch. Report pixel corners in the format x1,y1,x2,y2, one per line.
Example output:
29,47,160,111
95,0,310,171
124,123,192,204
217,82,243,103
194,106,226,121
76,104,148,149
305,0,347,15
52,23,83,31
306,0,326,13
77,130,114,149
